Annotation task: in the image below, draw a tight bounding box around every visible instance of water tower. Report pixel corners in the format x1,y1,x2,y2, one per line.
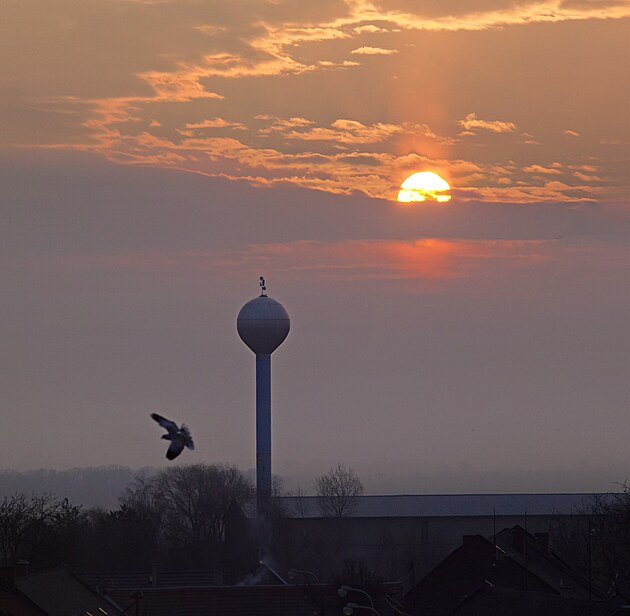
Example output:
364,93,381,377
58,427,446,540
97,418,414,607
237,278,290,516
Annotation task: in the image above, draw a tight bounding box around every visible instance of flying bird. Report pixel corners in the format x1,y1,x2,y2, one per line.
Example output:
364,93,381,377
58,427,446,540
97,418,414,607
150,413,195,460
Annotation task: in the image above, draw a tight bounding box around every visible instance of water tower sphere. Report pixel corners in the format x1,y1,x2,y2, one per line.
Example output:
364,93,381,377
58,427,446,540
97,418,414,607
237,295,290,355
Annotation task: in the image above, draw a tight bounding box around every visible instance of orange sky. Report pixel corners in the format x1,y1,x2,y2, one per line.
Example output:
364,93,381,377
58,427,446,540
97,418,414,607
3,0,630,202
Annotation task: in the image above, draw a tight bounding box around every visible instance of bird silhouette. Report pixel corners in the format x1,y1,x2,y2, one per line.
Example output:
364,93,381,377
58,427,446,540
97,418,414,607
150,413,195,460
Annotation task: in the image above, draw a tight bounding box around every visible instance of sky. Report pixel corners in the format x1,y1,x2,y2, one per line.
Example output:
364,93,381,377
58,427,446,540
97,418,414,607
1,0,630,495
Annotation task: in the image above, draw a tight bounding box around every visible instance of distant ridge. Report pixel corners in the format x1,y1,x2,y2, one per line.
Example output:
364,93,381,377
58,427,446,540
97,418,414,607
0,466,151,508
1,465,624,510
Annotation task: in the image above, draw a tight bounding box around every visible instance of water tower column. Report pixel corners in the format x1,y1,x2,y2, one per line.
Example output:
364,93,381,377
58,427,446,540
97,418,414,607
256,353,272,505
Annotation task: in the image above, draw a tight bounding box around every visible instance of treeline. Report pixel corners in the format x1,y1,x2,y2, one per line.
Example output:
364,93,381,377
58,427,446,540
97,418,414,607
0,464,252,573
6,464,630,594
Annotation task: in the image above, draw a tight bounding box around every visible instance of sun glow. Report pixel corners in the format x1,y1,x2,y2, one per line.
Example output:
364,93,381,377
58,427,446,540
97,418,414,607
397,171,451,203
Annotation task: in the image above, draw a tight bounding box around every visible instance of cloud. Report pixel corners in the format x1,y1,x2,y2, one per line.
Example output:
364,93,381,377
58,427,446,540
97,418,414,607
24,91,610,203
4,0,630,112
559,0,630,10
140,72,225,102
318,59,362,68
180,118,247,132
353,24,391,33
281,118,408,143
523,164,563,175
231,238,554,284
458,113,517,134
458,181,605,203
574,171,603,182
350,46,399,55
3,0,627,204
564,129,580,137
60,103,608,203
362,0,630,31
17,238,550,285
265,116,316,129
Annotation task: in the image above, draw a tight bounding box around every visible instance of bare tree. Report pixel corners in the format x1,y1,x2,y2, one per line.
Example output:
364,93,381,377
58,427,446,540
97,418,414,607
550,489,630,594
313,464,364,517
121,464,253,567
0,493,83,564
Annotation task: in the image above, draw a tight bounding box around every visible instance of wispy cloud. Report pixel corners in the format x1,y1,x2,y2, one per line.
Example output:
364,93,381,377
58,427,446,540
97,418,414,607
140,72,225,102
523,164,563,175
24,91,611,203
3,0,626,203
259,116,315,129
318,59,362,68
180,118,248,133
353,24,392,34
235,238,552,283
458,113,517,134
8,238,553,285
357,0,630,32
279,118,419,144
574,171,603,182
350,46,399,55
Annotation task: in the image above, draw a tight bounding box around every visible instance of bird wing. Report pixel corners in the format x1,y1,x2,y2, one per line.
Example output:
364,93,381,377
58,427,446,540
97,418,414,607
151,413,179,434
181,424,195,450
166,437,185,460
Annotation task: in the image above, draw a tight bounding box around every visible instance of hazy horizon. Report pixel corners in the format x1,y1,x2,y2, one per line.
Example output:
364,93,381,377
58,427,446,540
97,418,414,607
1,460,627,509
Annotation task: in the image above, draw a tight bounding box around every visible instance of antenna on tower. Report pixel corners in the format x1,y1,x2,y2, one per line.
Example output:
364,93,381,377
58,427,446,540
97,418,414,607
259,276,267,296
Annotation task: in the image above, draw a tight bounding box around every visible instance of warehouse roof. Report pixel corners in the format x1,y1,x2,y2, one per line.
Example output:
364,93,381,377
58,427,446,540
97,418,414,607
266,493,618,519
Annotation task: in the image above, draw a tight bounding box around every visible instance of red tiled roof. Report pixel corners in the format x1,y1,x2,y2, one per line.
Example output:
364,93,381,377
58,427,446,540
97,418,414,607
0,578,50,616
450,585,623,616
16,567,124,616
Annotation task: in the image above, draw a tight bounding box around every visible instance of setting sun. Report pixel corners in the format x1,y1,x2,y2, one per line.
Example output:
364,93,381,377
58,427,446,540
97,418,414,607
397,172,452,203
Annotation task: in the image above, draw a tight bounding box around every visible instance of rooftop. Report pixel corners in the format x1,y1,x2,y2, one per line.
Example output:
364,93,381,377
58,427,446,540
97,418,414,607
268,493,618,518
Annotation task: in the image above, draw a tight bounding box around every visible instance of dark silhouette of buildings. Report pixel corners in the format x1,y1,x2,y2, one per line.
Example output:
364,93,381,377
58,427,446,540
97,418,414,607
405,526,627,616
228,492,615,583
4,492,628,615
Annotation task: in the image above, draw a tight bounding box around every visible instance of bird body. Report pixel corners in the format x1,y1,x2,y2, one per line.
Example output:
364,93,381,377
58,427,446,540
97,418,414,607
151,413,195,460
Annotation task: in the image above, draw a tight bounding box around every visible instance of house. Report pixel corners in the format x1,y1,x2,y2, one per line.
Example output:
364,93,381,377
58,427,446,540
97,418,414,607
0,577,50,616
107,584,365,616
227,492,615,583
79,567,222,595
101,562,403,616
448,585,627,616
404,525,626,616
15,566,125,616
